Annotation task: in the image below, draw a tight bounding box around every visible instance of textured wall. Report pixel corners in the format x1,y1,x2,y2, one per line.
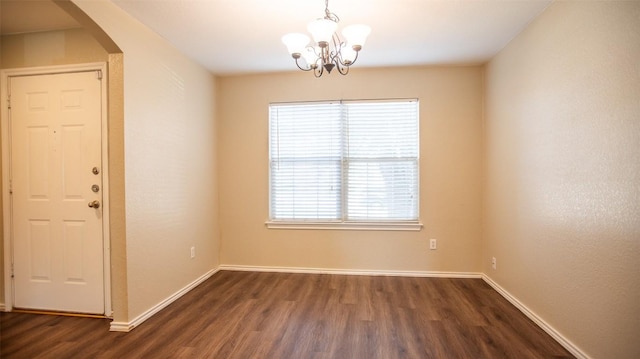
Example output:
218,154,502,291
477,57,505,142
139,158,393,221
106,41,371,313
484,2,640,358
218,67,483,274
1,28,107,69
73,0,220,322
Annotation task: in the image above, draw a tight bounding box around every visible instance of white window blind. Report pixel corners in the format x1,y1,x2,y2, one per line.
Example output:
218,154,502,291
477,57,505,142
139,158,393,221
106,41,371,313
269,99,419,223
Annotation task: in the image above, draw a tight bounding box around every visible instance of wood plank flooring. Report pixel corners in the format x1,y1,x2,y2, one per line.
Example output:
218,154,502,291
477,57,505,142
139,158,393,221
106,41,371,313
0,271,574,358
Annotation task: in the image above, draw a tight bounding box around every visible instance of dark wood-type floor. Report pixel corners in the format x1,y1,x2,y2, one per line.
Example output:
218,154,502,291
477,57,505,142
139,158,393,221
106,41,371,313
0,271,574,358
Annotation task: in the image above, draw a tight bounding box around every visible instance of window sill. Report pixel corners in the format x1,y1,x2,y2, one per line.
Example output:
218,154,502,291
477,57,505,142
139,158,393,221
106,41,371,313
265,221,423,231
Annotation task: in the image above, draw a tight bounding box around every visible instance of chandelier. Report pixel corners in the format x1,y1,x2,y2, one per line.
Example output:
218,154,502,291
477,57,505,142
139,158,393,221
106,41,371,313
282,0,371,77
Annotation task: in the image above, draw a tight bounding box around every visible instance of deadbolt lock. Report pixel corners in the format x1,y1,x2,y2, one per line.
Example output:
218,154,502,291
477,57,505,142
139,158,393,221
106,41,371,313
92,167,100,175
92,184,100,193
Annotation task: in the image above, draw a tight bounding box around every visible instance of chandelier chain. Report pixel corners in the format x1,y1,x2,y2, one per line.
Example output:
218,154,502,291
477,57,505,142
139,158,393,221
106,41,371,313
324,0,339,22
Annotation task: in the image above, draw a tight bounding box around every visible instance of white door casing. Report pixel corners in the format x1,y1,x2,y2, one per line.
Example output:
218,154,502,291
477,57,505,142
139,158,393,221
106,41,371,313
1,64,111,315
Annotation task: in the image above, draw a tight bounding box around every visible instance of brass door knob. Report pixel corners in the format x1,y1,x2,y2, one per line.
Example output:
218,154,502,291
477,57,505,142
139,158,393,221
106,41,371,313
88,200,100,209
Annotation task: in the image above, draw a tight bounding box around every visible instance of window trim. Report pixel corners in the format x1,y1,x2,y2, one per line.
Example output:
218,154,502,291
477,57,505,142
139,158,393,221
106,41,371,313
268,98,421,231
265,220,423,231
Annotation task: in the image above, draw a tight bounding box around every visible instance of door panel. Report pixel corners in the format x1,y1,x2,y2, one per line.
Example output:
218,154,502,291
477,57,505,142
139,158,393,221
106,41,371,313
29,220,51,281
10,71,104,314
61,125,85,198
27,127,50,197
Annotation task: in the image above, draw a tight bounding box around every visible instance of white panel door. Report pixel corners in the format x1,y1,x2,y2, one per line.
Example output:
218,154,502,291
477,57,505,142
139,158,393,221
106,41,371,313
10,71,104,314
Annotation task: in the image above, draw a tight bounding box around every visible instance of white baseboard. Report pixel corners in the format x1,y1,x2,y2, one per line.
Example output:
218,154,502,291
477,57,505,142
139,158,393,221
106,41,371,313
109,320,135,332
219,264,482,279
0,303,5,312
109,267,219,332
482,275,588,359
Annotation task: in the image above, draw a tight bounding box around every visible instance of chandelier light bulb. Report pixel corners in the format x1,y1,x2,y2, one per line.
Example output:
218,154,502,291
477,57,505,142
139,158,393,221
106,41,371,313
282,33,311,56
341,45,357,65
307,19,338,46
302,48,319,69
342,24,372,49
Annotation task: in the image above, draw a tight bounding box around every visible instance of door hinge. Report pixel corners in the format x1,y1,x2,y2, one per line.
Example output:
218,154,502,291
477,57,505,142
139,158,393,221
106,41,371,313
7,94,10,109
11,263,14,278
9,179,12,194
96,70,103,80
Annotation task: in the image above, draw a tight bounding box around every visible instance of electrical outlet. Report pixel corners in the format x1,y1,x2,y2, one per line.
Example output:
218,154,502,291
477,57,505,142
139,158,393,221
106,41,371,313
191,246,196,259
429,239,437,250
491,257,496,270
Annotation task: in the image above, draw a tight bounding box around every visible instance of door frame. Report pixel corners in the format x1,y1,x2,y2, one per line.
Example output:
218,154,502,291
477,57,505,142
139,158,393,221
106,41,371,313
1,63,112,316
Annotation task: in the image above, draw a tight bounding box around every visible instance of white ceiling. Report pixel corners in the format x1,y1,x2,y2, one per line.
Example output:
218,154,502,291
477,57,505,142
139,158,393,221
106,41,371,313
110,0,552,75
1,0,553,75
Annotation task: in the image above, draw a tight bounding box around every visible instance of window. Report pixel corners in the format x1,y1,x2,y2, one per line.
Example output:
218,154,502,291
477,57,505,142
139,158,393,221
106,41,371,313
268,99,420,230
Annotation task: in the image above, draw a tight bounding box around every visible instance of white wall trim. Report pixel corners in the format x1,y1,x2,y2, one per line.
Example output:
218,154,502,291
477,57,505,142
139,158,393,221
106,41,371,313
108,320,135,333
219,264,482,278
109,268,219,332
265,221,423,231
482,275,589,359
0,303,5,311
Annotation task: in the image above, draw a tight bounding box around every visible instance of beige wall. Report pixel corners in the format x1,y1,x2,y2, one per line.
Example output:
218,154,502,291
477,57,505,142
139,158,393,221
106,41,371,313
1,28,107,69
484,1,640,358
73,0,220,322
217,67,483,273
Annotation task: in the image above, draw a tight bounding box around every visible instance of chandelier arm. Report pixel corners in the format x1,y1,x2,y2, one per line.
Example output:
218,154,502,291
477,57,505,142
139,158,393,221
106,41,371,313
331,32,343,48
351,50,360,65
336,60,349,75
294,57,313,72
314,65,324,78
330,32,343,63
308,45,321,58
336,49,360,67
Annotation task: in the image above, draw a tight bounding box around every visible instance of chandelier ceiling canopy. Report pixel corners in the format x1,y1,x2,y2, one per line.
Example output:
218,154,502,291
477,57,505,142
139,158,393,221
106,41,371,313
282,0,371,77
